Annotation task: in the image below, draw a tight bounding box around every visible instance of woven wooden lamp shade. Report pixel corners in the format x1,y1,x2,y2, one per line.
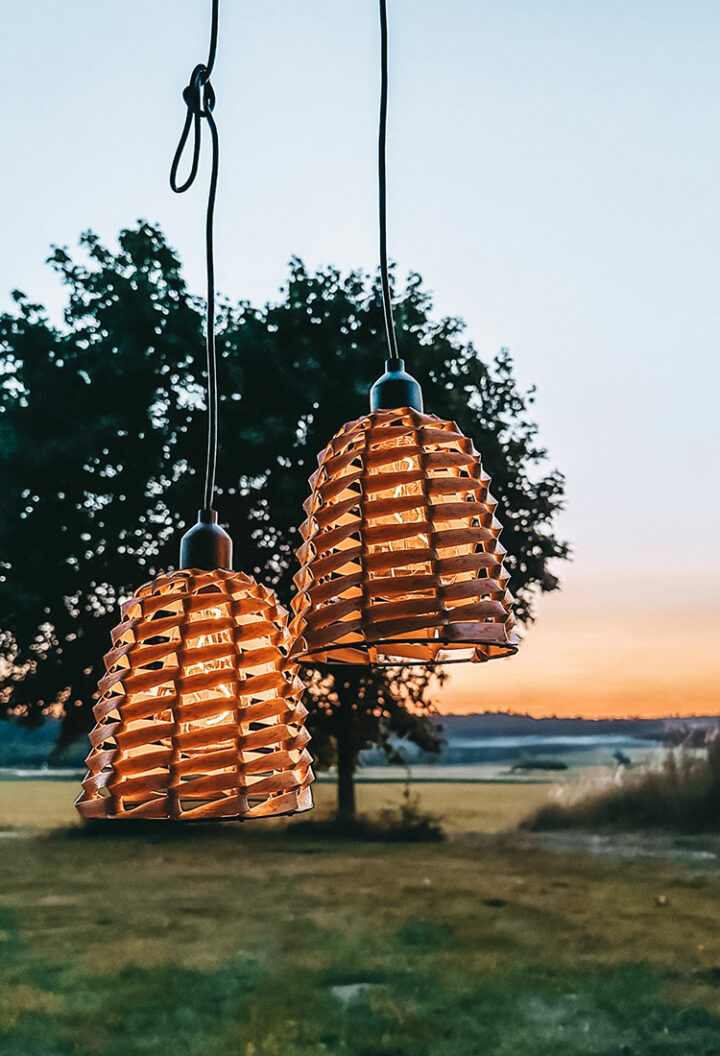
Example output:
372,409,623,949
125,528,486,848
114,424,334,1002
74,3,316,822
76,567,314,821
290,406,519,667
289,3,519,668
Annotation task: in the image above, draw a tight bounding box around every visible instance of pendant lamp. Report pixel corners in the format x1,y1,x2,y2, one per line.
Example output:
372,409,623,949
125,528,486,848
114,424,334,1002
290,0,519,667
76,0,313,821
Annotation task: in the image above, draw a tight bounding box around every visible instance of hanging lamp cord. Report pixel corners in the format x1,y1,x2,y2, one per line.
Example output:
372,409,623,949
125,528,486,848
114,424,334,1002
378,0,401,367
170,0,220,513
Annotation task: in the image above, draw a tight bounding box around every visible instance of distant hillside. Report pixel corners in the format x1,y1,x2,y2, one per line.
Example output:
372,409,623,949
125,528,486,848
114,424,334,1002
432,713,717,740
1,712,717,771
361,713,719,767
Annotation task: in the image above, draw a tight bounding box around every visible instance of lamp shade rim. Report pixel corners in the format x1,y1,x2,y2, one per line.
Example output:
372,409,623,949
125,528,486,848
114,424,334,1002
291,636,519,667
75,798,315,823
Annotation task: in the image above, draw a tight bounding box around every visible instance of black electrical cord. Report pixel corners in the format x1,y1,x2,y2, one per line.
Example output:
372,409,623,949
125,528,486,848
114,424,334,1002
378,0,400,367
170,0,220,513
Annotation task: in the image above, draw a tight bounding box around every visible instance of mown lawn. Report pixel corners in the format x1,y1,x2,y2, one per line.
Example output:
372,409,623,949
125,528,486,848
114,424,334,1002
1,780,719,1055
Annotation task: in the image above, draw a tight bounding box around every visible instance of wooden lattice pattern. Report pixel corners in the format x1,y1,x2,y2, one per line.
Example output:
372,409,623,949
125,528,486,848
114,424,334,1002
76,569,314,821
291,408,519,666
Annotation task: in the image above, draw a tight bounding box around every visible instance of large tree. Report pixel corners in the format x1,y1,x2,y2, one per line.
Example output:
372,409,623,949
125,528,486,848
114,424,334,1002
0,223,568,816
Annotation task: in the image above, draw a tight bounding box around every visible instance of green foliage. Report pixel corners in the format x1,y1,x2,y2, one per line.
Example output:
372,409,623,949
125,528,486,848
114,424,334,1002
0,225,204,735
526,739,720,833
0,222,568,776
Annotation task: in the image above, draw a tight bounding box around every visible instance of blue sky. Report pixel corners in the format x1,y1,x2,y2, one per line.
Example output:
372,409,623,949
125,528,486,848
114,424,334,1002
2,1,719,713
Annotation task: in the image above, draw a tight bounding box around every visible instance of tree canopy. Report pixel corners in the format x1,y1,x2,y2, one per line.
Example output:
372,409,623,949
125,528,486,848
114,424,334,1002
0,223,568,802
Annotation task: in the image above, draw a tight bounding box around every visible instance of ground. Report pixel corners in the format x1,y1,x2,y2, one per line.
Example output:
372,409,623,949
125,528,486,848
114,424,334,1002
1,779,719,1055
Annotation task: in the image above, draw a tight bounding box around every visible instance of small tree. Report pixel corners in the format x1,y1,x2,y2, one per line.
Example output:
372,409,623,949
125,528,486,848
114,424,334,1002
0,224,568,813
304,665,444,821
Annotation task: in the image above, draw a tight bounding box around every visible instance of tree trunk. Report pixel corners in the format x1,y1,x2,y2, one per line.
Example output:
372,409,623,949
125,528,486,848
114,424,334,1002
335,703,356,822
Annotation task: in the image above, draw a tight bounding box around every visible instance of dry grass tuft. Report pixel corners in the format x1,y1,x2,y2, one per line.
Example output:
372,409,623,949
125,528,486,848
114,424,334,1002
525,739,720,833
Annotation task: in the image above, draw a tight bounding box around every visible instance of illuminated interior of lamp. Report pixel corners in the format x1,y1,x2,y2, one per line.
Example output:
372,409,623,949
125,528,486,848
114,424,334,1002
364,439,473,638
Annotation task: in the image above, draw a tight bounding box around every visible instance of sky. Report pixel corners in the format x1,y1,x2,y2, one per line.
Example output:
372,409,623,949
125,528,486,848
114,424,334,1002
1,0,718,719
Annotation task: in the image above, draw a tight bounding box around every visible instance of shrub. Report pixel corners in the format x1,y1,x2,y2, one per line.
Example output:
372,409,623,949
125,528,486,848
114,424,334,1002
289,778,445,842
523,737,720,833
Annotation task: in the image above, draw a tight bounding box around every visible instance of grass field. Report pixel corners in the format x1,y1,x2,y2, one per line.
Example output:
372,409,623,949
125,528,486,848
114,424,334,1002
1,779,719,1055
0,778,554,836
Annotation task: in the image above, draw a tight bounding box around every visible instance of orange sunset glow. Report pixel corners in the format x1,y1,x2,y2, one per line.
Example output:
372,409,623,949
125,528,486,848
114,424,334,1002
441,572,720,719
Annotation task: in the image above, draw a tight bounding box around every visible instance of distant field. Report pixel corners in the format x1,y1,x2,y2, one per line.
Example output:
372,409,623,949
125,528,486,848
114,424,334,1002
0,778,555,835
1,780,719,1055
